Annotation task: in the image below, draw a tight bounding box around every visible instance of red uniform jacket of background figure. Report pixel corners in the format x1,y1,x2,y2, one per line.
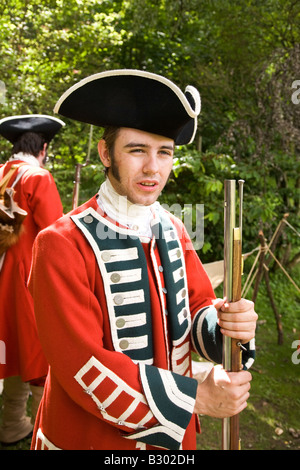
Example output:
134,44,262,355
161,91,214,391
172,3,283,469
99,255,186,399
0,160,63,382
29,195,216,450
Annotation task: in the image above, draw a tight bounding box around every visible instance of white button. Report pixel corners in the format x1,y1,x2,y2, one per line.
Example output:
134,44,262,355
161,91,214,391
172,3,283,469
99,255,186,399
101,252,111,262
83,215,93,224
114,294,124,305
110,273,121,283
116,318,126,328
119,339,129,350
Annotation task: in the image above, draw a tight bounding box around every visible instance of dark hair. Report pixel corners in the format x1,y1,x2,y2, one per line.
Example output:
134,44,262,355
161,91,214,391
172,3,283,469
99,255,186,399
101,126,120,176
12,131,47,157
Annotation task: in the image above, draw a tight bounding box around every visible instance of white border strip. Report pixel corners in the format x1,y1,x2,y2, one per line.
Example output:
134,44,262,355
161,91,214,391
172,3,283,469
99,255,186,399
0,114,65,127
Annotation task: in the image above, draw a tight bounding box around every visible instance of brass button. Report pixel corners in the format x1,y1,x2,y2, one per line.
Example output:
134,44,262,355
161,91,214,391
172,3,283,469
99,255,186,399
158,265,163,272
114,294,124,305
119,339,129,350
116,318,125,328
110,273,121,283
181,289,186,298
176,249,181,258
180,268,184,277
183,308,188,318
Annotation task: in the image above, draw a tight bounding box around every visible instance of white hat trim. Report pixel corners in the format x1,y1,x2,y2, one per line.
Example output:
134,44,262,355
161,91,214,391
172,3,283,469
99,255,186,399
184,85,201,145
185,85,201,115
0,114,65,127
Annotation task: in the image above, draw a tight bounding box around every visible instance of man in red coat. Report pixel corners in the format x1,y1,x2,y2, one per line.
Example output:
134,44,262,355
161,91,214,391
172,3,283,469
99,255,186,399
0,115,64,445
29,71,257,450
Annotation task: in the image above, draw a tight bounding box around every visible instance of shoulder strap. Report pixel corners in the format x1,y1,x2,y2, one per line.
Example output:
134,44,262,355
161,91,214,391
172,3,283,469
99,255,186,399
0,164,30,196
11,165,31,188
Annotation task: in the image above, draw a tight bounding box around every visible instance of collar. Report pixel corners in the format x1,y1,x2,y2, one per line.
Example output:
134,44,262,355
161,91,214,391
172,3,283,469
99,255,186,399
97,179,159,238
9,152,40,167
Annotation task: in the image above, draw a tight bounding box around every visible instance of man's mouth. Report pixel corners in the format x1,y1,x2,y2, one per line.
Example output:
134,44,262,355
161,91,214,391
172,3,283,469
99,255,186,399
136,181,159,192
140,182,156,186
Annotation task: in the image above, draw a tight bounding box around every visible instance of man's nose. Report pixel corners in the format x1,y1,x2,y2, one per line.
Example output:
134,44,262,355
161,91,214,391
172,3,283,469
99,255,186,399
143,153,159,174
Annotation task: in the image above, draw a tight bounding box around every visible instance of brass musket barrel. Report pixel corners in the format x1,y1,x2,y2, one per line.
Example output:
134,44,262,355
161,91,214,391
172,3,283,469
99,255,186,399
222,179,244,450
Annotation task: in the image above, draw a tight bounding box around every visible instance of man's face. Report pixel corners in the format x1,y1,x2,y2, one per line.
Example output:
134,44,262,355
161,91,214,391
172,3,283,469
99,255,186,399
99,127,174,206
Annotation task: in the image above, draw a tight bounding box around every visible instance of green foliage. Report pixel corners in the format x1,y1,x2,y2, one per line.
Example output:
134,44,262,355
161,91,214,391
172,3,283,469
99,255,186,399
0,0,299,451
0,0,298,263
1,1,298,257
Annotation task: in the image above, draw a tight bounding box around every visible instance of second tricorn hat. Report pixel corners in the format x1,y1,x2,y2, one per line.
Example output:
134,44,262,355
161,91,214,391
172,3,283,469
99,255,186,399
0,114,65,144
54,69,201,145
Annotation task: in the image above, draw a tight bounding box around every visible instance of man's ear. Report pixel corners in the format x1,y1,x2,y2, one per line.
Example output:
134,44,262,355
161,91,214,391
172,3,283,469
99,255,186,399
39,142,47,158
98,139,111,169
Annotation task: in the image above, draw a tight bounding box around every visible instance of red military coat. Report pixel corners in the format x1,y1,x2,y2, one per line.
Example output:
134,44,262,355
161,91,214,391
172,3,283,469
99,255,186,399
0,159,63,382
30,195,221,450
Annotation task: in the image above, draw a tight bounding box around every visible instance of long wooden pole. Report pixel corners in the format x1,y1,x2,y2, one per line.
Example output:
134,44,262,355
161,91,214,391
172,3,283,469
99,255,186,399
72,125,93,209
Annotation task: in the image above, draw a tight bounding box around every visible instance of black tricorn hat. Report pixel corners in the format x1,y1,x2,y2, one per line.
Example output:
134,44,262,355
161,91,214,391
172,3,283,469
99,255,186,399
0,114,65,144
54,69,201,145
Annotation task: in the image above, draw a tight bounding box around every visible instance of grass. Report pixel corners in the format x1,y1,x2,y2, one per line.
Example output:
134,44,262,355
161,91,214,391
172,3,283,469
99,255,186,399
1,268,299,451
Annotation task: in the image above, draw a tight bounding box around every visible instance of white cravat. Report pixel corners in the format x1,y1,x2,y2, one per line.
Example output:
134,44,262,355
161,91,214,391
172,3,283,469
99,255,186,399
9,152,40,167
97,178,158,238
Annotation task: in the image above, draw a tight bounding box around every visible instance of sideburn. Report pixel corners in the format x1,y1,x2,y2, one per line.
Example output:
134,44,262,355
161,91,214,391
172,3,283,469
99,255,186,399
109,153,121,183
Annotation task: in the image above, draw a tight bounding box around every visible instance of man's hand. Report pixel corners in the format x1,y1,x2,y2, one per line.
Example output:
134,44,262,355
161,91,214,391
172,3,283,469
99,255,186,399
213,298,258,344
193,364,252,418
